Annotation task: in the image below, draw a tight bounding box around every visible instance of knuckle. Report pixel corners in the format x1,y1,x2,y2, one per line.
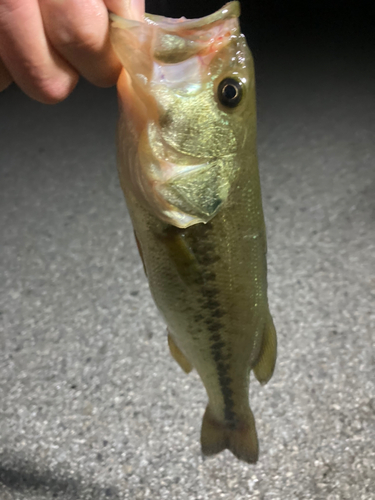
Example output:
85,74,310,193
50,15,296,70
30,71,77,104
14,56,78,103
55,24,104,54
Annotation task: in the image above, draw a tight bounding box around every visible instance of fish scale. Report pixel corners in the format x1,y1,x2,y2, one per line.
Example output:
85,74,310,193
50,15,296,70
110,1,277,463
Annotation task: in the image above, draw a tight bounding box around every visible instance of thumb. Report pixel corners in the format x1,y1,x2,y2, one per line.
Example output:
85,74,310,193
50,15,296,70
104,0,145,21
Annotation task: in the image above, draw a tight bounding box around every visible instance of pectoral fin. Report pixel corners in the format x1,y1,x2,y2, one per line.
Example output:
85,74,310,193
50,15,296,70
253,314,277,385
157,227,201,286
168,332,193,374
134,232,147,277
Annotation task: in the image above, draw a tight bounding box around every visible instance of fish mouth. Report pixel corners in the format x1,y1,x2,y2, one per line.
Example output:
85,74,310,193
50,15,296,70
110,2,240,64
144,2,240,31
110,2,240,30
110,2,243,228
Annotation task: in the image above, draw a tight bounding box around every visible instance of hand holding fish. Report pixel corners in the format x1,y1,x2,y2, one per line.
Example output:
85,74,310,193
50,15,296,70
1,0,278,464
0,0,144,102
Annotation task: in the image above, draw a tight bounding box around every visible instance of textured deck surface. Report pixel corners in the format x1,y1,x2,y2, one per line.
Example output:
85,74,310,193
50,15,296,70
1,5,374,499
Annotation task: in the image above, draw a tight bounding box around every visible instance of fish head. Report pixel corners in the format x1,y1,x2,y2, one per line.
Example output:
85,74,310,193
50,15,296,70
110,2,256,228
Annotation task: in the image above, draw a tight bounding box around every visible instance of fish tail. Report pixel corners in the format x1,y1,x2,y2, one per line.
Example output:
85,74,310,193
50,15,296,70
200,405,259,464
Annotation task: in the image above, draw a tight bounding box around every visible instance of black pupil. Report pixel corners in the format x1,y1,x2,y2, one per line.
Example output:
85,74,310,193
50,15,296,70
218,78,242,108
223,84,237,100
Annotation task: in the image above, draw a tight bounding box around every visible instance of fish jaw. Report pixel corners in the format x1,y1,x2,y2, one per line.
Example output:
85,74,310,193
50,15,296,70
110,2,251,228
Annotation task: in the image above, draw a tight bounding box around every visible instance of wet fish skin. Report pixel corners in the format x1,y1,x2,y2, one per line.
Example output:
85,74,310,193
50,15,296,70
110,1,277,463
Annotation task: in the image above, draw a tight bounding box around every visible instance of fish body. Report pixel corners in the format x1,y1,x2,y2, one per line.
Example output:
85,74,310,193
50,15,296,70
110,2,277,463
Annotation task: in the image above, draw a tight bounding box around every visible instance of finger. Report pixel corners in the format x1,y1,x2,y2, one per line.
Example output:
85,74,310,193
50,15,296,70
0,58,13,91
0,0,78,103
104,0,145,21
39,0,122,88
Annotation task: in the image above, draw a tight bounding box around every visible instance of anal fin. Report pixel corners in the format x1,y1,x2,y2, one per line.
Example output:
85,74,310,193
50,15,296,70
134,231,147,277
253,314,277,385
168,332,193,374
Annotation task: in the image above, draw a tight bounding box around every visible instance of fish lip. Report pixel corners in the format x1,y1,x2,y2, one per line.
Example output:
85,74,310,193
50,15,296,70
145,2,240,30
109,2,241,66
110,2,241,31
109,15,140,29
109,1,240,27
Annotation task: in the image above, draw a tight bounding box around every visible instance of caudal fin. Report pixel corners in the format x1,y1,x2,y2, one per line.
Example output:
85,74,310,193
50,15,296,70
200,405,259,464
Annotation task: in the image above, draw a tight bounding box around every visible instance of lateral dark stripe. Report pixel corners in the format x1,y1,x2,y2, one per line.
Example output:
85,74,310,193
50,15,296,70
189,222,236,426
202,299,220,310
188,222,236,424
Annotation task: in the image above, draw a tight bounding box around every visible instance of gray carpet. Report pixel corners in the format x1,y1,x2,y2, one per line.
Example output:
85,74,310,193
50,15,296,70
1,12,374,500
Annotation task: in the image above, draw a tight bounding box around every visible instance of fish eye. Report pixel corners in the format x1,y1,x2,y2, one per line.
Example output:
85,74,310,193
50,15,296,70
217,78,243,108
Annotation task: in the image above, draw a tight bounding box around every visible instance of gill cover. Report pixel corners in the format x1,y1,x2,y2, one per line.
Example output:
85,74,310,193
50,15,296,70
110,2,251,228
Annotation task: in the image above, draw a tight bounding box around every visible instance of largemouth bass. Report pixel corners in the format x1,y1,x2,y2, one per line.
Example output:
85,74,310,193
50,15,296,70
110,1,277,464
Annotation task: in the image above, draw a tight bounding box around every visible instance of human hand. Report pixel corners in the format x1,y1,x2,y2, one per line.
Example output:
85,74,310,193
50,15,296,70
0,0,144,103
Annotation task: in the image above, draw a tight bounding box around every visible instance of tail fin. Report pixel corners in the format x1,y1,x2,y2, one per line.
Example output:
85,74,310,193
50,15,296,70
200,405,259,464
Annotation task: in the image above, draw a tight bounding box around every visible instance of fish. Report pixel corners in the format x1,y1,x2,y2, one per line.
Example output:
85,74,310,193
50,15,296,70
109,1,277,464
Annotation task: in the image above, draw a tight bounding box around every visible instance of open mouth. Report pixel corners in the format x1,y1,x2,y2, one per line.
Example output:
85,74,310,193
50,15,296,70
143,2,240,31
110,2,240,64
109,2,243,228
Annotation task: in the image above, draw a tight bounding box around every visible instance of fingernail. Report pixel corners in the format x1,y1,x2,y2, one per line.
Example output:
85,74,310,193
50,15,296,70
131,0,145,21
